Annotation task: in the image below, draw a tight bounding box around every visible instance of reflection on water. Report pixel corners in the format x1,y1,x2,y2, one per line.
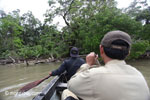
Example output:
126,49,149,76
0,59,150,100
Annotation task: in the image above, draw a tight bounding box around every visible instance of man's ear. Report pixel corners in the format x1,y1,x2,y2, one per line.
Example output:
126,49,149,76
99,45,104,56
127,50,130,56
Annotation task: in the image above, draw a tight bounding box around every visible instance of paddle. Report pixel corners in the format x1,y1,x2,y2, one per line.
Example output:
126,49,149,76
18,75,50,93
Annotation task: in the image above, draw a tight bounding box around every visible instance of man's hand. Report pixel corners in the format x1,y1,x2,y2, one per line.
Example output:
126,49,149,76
49,72,52,76
86,52,98,66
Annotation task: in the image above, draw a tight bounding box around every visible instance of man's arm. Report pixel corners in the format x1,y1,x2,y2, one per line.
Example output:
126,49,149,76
67,52,98,99
77,52,99,73
68,64,93,99
49,61,66,76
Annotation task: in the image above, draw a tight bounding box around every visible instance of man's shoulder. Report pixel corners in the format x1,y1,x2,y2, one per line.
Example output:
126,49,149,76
64,57,72,62
78,57,85,62
90,66,108,74
79,64,107,74
64,57,85,64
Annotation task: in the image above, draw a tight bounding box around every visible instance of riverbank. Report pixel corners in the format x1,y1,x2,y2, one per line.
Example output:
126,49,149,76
0,57,64,66
0,54,150,66
0,54,88,66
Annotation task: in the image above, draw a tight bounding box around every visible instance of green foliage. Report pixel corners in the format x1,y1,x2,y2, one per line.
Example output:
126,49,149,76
20,11,42,46
141,24,150,41
18,46,34,59
129,40,150,59
63,8,142,56
136,7,150,24
124,0,150,25
1,0,150,61
40,25,69,58
0,10,23,57
1,50,19,59
13,37,23,48
32,45,43,57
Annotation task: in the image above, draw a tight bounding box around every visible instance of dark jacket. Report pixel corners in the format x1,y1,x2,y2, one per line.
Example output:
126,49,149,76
51,57,85,81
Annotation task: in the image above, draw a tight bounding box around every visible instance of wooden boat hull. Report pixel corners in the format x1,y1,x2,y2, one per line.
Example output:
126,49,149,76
33,74,67,100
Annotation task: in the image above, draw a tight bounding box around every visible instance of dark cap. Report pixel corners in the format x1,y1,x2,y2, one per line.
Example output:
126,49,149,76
101,30,132,49
70,47,79,57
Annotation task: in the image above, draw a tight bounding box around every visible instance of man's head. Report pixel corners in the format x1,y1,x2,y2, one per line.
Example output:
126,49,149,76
100,30,132,60
70,47,79,57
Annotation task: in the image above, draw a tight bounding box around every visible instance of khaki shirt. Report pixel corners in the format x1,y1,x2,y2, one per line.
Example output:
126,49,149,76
68,60,150,100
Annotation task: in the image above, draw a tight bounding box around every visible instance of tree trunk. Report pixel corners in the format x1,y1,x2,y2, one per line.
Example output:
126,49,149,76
25,59,29,66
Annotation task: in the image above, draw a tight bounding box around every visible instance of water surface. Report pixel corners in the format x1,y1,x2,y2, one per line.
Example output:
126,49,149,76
0,59,150,100
0,62,61,100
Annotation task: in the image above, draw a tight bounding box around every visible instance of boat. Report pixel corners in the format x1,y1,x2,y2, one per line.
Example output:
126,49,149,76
33,74,67,100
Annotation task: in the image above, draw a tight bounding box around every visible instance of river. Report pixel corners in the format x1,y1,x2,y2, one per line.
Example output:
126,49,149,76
0,59,150,100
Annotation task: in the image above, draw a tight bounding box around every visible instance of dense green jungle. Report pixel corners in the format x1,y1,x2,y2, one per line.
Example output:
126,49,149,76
0,0,150,65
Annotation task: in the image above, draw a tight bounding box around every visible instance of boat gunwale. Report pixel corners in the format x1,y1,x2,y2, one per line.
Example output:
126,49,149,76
33,75,63,100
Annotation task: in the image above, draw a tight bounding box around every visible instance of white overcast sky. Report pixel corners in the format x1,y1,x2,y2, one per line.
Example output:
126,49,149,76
0,0,149,27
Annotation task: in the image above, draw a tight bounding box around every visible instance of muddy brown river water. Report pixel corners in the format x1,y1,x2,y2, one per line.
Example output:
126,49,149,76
0,59,150,100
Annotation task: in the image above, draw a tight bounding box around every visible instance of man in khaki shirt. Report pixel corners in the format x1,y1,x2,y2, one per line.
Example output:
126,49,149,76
63,30,150,100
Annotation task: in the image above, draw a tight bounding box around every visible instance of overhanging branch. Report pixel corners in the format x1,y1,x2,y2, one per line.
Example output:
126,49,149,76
62,0,75,27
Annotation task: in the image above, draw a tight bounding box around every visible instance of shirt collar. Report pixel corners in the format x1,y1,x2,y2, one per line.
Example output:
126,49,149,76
105,59,126,66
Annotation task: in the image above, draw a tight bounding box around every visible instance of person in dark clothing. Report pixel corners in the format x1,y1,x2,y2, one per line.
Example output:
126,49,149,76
49,47,85,81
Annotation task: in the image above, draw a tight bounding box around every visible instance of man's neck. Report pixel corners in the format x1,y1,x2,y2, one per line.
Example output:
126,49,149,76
103,56,112,64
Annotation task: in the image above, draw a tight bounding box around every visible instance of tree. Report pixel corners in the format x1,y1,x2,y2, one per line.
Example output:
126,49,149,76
124,0,150,24
47,0,117,50
20,11,42,46
40,25,68,59
136,7,150,24
0,0,149,61
0,10,23,58
46,0,147,58
129,40,149,59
